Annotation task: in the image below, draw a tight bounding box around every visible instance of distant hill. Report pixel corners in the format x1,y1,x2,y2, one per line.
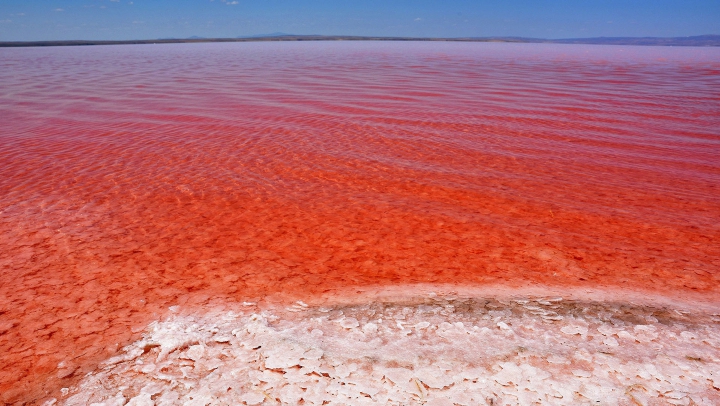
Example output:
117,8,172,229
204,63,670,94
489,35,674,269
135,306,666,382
552,35,720,46
2,34,719,48
459,35,720,46
243,32,294,38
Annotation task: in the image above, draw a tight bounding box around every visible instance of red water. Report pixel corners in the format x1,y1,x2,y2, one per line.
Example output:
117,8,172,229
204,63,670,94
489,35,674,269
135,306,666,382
1,42,719,404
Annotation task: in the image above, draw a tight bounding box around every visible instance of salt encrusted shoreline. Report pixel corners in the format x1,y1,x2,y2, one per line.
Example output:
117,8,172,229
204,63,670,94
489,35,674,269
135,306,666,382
296,283,720,314
50,287,720,406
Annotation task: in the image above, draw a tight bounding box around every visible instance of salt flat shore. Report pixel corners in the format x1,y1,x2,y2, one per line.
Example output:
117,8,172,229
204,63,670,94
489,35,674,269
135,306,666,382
54,285,720,406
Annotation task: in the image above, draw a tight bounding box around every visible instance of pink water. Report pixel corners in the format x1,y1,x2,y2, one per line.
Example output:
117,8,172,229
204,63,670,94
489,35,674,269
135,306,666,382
1,42,719,404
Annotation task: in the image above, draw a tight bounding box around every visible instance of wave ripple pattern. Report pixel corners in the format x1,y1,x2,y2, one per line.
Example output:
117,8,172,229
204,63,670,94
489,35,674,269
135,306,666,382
1,42,719,404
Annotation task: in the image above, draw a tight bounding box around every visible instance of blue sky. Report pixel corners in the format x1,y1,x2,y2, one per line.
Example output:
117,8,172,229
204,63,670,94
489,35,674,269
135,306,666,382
1,0,718,41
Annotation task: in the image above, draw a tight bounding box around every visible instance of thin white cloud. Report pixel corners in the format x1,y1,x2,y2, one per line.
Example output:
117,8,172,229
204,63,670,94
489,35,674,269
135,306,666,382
0,19,12,23
55,8,64,12
414,18,422,21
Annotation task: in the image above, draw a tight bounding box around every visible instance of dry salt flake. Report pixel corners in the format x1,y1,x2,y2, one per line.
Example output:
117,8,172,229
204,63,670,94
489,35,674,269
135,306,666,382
384,368,413,384
603,337,619,347
414,321,430,330
339,317,360,329
560,325,587,335
184,345,205,361
497,321,511,330
572,369,592,378
240,392,266,405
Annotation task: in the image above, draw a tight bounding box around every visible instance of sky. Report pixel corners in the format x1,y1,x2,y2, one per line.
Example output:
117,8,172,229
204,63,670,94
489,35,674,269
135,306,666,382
1,0,718,42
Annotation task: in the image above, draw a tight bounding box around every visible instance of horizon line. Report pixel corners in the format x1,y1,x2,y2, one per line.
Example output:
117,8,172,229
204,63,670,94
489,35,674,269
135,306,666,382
2,34,720,48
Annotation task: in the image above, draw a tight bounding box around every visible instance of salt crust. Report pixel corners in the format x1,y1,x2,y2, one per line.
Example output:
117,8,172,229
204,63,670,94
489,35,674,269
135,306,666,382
54,295,720,406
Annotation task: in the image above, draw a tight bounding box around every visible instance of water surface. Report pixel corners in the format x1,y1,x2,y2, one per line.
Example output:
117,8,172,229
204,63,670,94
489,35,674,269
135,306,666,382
1,42,719,404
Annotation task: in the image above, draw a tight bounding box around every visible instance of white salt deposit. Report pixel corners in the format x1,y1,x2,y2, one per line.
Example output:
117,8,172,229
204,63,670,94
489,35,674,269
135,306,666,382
54,294,720,406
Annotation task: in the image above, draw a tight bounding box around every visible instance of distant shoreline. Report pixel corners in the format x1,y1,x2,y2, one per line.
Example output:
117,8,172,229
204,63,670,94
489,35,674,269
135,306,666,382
2,34,719,48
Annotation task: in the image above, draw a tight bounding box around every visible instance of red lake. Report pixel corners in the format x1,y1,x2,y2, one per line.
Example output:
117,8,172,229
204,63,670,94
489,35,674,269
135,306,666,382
1,42,719,404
